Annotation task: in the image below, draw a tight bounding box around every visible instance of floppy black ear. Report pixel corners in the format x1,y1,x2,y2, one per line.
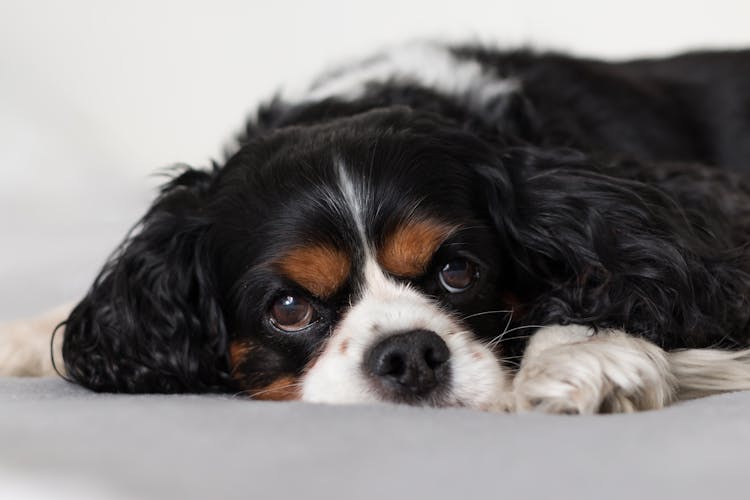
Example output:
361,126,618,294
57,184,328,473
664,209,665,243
62,166,230,393
478,147,750,349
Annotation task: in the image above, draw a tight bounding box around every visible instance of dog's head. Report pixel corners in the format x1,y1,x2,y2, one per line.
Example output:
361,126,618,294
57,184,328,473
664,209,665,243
63,103,722,409
63,107,528,409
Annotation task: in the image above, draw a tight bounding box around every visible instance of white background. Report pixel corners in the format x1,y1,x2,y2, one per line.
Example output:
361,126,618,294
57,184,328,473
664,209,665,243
2,0,750,317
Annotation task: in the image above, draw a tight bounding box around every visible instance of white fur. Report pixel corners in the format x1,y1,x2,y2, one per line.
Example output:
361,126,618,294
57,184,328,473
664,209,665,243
512,325,677,414
336,159,369,247
670,348,750,400
284,42,520,108
0,304,69,377
301,257,511,410
512,325,750,414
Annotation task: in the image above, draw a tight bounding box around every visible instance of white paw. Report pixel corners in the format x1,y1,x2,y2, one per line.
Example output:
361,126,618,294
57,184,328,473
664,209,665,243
0,305,69,377
512,327,676,414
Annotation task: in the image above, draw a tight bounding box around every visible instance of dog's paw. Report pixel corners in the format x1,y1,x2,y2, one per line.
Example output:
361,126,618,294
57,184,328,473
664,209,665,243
0,320,44,376
0,305,69,377
512,328,676,414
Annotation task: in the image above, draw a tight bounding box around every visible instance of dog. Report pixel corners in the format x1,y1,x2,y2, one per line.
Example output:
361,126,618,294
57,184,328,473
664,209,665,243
5,43,750,413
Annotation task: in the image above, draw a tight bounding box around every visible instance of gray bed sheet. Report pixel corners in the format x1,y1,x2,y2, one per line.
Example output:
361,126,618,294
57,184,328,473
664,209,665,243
1,377,749,499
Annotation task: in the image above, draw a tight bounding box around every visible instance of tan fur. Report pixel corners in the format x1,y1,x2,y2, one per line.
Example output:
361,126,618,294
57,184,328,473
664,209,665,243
377,219,457,277
251,375,301,401
0,304,70,377
229,339,254,380
274,245,350,298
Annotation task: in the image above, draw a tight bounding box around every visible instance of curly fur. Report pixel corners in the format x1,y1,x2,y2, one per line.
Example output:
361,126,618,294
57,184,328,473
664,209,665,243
58,44,750,408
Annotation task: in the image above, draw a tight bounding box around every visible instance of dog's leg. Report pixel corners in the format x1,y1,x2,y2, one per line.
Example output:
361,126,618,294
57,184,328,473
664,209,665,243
0,304,69,376
511,325,677,414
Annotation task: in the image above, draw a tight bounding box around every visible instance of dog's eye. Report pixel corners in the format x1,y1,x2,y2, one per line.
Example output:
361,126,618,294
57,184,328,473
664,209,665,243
438,259,479,293
269,295,316,332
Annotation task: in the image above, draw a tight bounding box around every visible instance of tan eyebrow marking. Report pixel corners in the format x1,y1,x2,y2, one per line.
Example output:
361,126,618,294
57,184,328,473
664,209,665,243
274,244,351,298
378,219,458,278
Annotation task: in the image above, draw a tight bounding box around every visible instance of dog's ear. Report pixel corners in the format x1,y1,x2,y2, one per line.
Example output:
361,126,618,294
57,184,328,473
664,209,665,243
477,148,750,348
62,166,230,392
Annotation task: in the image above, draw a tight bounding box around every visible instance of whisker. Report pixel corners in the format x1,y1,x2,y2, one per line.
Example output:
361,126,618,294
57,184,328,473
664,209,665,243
480,309,512,347
484,334,534,352
231,387,263,398
233,381,305,400
501,324,547,336
486,323,546,349
247,382,305,400
461,309,513,321
503,310,514,335
497,334,534,342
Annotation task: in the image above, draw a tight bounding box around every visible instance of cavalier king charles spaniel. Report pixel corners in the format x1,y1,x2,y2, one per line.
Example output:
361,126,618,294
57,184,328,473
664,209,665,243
6,43,750,414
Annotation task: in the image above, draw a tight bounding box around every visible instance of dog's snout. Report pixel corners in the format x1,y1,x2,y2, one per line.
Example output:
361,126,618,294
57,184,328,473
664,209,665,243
365,329,450,398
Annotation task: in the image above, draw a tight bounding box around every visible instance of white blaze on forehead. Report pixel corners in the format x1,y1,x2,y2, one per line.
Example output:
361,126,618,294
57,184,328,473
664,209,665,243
336,160,369,248
284,42,520,107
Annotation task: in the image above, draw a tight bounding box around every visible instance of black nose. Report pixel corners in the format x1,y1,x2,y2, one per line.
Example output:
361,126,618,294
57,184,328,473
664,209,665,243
365,329,451,400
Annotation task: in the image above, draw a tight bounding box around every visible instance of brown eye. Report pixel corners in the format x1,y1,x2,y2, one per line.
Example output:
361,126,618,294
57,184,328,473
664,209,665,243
438,259,478,293
270,295,316,332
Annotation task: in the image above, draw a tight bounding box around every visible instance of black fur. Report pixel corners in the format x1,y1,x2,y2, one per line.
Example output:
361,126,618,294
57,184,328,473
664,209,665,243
63,46,750,394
